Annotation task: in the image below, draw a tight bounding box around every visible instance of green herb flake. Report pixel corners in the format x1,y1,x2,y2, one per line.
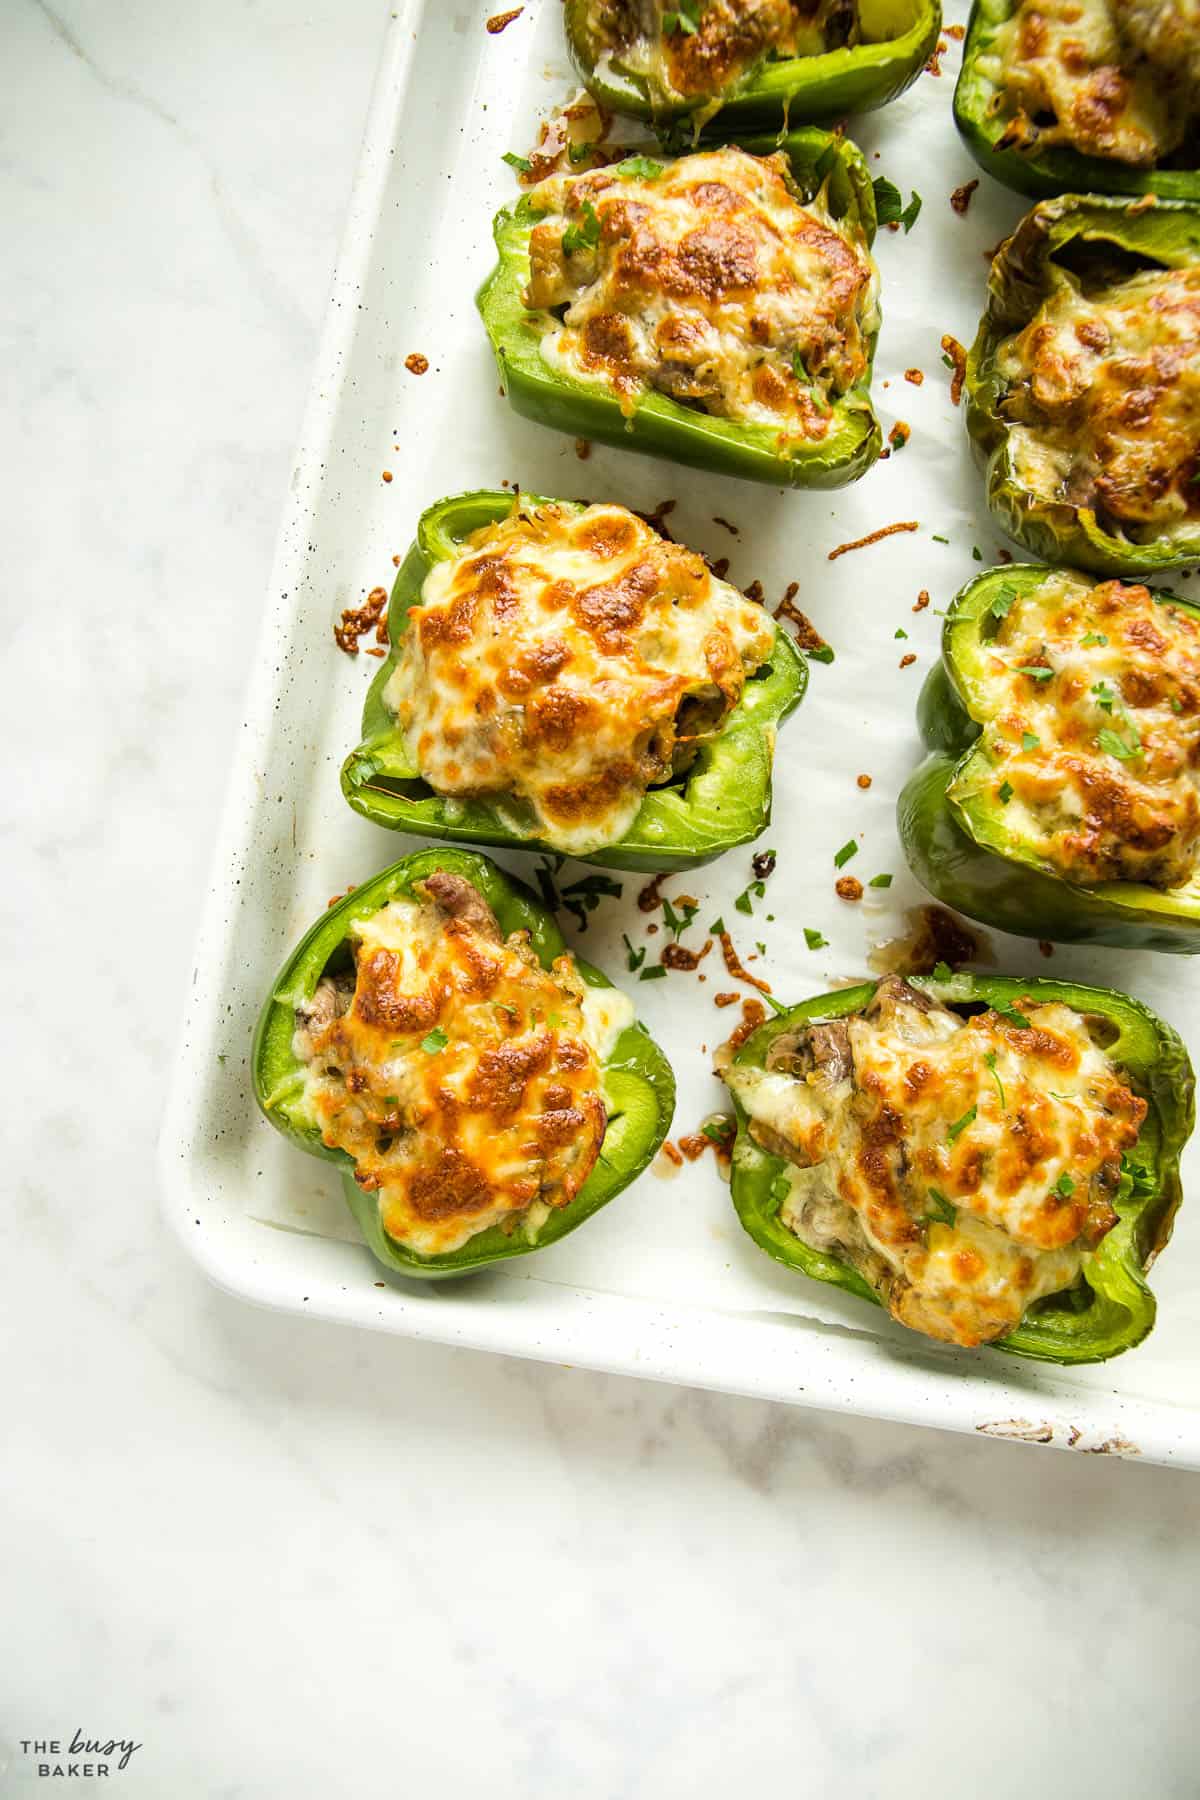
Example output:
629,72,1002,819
662,894,699,940
868,872,893,889
873,176,921,231
984,1050,1006,1111
562,200,601,255
560,871,623,932
989,584,1017,620
1098,727,1141,761
894,627,908,640
502,151,532,175
804,927,829,950
622,933,646,973
998,779,1014,804
709,916,726,936
1080,631,1108,647
924,1189,957,1226
734,881,766,915
663,0,701,32
932,534,949,545
1021,731,1039,751
947,1103,977,1144
1054,1171,1076,1198
421,1028,449,1054
1171,695,1184,714
971,546,983,562
1017,664,1054,683
833,838,859,869
995,999,1032,1030
701,1118,735,1146
1092,679,1116,713
639,964,668,981
617,155,665,180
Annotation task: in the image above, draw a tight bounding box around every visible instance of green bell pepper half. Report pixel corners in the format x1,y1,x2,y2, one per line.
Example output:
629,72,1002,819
955,0,1200,201
252,847,675,1279
726,971,1193,1362
966,194,1200,575
897,564,1200,953
563,0,941,129
341,489,807,872
476,129,881,488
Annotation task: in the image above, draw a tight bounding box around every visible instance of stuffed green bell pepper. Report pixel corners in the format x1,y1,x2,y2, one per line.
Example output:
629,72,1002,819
898,563,1200,953
955,0,1200,200
719,969,1193,1361
253,848,674,1278
341,490,806,872
477,132,881,487
563,0,941,130
966,194,1200,575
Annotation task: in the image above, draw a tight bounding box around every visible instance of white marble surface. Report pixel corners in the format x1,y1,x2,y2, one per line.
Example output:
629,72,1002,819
4,2,1200,1793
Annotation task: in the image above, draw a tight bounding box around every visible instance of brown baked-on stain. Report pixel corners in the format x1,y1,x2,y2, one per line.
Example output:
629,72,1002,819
913,589,930,611
725,997,768,1052
633,498,678,542
405,353,430,375
869,904,991,977
829,520,919,561
926,38,945,76
836,875,864,902
899,652,917,669
857,773,872,789
950,179,979,217
662,940,713,972
575,438,592,460
335,586,390,656
888,421,911,451
486,7,524,32
716,929,772,995
659,1140,684,1169
941,333,967,405
905,368,925,386
947,22,965,39
774,584,831,657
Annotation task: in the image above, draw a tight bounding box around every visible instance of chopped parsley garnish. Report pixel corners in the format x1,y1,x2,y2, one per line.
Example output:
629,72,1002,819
502,151,532,174
756,940,766,956
662,894,699,939
1092,679,1116,713
734,881,766,915
382,1096,399,1108
804,927,829,950
567,140,598,164
894,627,908,640
421,1028,448,1054
931,534,949,544
924,1189,957,1225
622,933,646,973
562,200,601,254
998,779,1014,804
534,854,564,912
947,1103,977,1143
989,584,1017,621
616,155,665,180
790,347,830,410
1081,631,1108,647
709,915,726,936
663,0,702,32
833,838,859,868
868,872,893,888
560,871,623,932
1017,664,1054,682
701,1117,735,1146
639,964,668,981
971,546,982,562
872,176,922,233
1098,726,1141,760
1021,731,1039,751
984,1049,1005,1110
493,1002,518,1022
994,999,1031,1030
1054,1171,1076,1198
1171,695,1184,714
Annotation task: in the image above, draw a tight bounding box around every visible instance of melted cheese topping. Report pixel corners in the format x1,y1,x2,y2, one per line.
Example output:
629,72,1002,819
525,146,878,433
995,263,1200,542
982,0,1196,166
580,1,857,102
1112,0,1200,103
384,500,775,856
952,572,1200,888
294,877,632,1256
724,978,1146,1348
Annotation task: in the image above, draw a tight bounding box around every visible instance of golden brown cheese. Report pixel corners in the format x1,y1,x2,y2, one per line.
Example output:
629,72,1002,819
983,0,1194,166
294,873,622,1256
580,1,857,101
996,264,1200,541
384,499,775,856
722,976,1146,1348
525,145,878,434
953,572,1200,889
1112,0,1200,105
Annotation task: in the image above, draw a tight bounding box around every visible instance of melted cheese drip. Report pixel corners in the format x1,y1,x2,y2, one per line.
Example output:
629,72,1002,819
952,571,1200,889
983,0,1194,165
525,145,878,432
296,888,623,1256
725,983,1146,1348
384,499,775,856
995,264,1200,542
582,0,854,102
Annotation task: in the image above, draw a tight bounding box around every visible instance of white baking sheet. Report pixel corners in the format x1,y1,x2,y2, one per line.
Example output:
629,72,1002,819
160,0,1200,1466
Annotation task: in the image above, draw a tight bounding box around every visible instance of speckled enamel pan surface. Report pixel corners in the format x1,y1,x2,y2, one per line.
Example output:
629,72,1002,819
160,0,1200,1469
